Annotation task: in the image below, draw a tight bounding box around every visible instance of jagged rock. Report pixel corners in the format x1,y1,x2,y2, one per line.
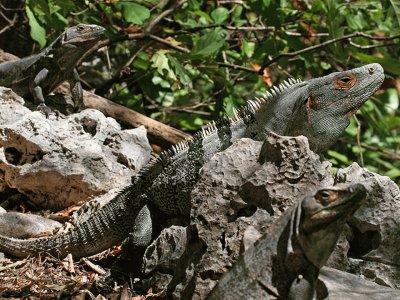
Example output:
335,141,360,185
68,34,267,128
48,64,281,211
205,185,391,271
143,226,188,275
328,163,400,288
0,87,152,209
319,267,400,300
137,135,334,299
0,211,62,238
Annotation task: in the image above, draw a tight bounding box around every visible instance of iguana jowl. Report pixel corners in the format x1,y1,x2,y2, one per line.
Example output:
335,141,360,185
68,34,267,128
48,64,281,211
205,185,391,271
0,64,384,258
0,24,105,111
207,184,367,300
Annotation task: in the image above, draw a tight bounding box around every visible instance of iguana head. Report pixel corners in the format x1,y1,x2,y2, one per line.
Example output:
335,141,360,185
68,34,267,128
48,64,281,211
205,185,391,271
248,64,384,152
50,24,105,69
289,63,384,152
62,24,105,46
291,183,366,268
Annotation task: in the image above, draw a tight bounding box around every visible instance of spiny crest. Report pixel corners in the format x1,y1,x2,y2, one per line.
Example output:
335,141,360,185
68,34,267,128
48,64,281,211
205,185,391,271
136,77,302,179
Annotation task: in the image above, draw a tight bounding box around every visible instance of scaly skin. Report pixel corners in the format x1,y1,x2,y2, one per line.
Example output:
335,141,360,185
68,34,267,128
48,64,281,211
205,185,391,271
0,64,384,258
0,24,105,111
207,184,367,300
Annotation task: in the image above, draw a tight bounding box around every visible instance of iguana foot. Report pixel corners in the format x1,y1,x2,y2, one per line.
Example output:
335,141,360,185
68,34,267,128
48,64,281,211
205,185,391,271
36,103,54,116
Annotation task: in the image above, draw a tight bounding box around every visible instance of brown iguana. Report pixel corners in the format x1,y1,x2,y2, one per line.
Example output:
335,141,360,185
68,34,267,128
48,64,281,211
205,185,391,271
0,64,384,258
207,184,367,300
0,24,105,111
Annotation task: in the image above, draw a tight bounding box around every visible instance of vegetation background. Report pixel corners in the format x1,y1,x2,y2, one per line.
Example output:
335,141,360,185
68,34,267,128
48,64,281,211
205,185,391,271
0,0,399,182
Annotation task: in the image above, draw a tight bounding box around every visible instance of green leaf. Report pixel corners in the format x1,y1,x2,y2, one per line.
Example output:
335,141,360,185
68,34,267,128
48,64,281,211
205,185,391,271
384,168,400,178
327,150,351,164
192,10,213,23
211,7,229,23
168,55,192,85
26,6,46,48
192,30,225,59
121,2,150,25
242,39,255,58
353,53,400,75
390,0,400,27
150,50,177,80
345,13,364,30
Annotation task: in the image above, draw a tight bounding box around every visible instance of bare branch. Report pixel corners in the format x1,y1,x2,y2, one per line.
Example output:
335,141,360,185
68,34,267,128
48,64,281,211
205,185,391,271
259,32,400,74
217,62,258,73
145,0,188,33
348,39,397,49
148,34,190,53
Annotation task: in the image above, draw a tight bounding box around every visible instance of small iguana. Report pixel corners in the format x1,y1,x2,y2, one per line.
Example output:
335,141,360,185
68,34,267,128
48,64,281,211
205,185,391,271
0,64,384,258
207,184,367,300
0,24,105,111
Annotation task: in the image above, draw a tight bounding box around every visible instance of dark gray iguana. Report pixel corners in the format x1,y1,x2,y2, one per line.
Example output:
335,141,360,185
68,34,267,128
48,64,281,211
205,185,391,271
0,24,105,112
207,183,367,300
0,63,384,258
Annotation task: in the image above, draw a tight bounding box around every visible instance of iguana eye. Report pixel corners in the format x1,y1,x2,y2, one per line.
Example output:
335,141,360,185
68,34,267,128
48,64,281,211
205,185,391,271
320,191,331,200
340,76,352,83
335,73,356,89
76,25,84,31
317,190,338,204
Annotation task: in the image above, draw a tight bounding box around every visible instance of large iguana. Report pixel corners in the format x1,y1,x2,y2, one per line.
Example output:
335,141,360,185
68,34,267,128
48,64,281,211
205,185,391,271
207,183,367,300
0,24,105,111
0,63,384,258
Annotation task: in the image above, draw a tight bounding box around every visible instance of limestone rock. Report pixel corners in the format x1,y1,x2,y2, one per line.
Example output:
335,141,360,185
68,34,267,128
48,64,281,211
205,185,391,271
319,267,400,300
137,134,334,299
328,163,400,288
0,87,152,209
0,211,62,238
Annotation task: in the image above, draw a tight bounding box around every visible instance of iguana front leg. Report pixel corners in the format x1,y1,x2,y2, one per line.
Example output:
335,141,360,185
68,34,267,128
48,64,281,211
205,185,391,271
30,68,53,114
68,69,85,112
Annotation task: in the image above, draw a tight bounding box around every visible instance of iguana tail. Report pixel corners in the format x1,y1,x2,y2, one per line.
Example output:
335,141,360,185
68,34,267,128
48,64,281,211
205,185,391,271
0,186,146,258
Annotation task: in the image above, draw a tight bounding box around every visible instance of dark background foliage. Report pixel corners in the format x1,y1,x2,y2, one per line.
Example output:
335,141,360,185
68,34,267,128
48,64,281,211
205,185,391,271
0,0,399,181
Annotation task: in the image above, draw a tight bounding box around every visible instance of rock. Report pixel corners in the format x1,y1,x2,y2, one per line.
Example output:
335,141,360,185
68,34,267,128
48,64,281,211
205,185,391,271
142,226,188,275
136,134,334,299
0,88,152,209
328,163,400,288
0,211,62,238
319,267,400,300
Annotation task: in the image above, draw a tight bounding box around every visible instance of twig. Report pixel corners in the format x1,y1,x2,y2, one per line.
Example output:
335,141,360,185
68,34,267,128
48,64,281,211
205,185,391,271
217,62,258,73
0,260,26,272
339,138,400,161
174,23,276,34
148,34,190,53
259,32,400,74
353,115,364,166
145,0,188,33
348,39,397,49
81,257,106,275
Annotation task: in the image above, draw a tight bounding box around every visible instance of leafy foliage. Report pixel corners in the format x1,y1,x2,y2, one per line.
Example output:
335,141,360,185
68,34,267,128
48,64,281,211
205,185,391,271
2,0,400,182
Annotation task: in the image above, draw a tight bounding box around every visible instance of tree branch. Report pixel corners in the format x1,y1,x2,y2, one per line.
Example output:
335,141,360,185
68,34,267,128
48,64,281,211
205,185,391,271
145,0,188,33
259,32,400,74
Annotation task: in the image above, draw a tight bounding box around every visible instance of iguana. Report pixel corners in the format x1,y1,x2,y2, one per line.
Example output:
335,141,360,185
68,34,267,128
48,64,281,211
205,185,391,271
0,63,384,258
207,183,367,300
0,24,105,112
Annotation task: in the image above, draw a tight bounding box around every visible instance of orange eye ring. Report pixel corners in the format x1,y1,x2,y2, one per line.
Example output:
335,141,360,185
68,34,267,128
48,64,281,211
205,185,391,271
335,73,356,89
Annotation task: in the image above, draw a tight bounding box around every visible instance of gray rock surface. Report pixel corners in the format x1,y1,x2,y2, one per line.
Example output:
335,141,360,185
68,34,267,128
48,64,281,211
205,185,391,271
136,138,400,299
137,134,334,299
327,163,400,288
0,87,152,209
0,211,62,238
319,267,400,300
